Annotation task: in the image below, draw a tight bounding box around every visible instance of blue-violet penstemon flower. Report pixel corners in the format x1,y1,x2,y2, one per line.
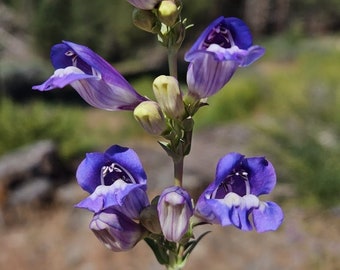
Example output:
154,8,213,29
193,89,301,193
185,17,265,98
157,186,193,242
195,152,284,232
75,145,149,219
75,145,149,251
33,41,147,110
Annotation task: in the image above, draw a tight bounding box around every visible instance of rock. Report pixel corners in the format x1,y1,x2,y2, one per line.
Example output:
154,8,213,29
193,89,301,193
0,140,68,208
7,177,53,206
0,140,57,182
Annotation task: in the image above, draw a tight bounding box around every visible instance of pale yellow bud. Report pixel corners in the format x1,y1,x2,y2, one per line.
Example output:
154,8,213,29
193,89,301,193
157,1,179,26
153,75,185,119
134,101,166,135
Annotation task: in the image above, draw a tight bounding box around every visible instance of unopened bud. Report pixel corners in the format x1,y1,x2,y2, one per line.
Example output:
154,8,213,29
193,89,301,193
157,186,193,242
140,204,162,234
132,8,160,33
157,1,179,26
153,75,185,119
134,100,166,135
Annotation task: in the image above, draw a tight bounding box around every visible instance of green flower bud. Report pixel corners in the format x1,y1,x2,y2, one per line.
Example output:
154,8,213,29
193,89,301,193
153,75,185,119
134,100,166,135
139,204,162,234
157,0,179,26
132,8,160,33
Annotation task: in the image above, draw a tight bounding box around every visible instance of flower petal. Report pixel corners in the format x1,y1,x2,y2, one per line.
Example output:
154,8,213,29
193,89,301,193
76,145,147,194
240,45,265,66
158,186,193,242
105,145,147,186
90,208,144,251
195,196,232,226
224,193,259,231
76,180,149,219
215,152,244,186
186,53,238,98
252,201,284,232
76,152,110,193
243,157,276,196
32,67,94,91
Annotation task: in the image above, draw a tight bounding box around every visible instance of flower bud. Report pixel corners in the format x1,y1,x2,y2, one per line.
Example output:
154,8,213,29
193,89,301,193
157,1,179,26
140,204,162,234
157,186,193,242
90,209,145,251
153,75,185,119
134,100,166,135
132,8,160,33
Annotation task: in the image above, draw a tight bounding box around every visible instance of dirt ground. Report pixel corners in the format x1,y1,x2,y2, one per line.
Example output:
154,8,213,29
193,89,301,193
1,125,339,270
0,198,339,270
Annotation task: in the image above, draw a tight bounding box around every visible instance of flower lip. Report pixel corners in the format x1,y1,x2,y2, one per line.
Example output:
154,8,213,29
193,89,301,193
76,145,147,194
185,17,254,62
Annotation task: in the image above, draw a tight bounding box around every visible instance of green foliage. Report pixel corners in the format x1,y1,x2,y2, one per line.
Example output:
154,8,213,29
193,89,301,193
0,98,91,160
193,72,264,129
251,36,340,207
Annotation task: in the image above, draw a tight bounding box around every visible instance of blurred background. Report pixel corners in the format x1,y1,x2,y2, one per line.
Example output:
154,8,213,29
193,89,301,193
0,0,339,269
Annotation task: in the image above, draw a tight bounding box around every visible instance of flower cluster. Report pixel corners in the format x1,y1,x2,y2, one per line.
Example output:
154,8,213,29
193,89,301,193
33,1,283,268
73,145,283,251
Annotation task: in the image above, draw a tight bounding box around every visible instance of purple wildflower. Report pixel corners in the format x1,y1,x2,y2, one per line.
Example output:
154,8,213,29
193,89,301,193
33,41,146,110
75,145,149,219
195,152,284,232
185,17,265,98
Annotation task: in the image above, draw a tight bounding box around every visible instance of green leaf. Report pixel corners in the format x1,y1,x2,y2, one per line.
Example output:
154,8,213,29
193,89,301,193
183,231,211,259
144,238,169,265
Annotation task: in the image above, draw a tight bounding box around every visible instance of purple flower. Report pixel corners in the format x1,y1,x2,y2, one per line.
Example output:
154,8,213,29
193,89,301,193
157,186,193,242
185,17,265,98
90,208,145,251
32,41,147,111
195,152,284,232
75,145,149,251
75,145,149,219
127,0,161,10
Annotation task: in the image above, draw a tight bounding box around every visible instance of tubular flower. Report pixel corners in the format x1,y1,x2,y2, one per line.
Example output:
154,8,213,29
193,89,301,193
195,152,284,233
185,17,265,99
75,145,149,219
157,186,193,242
32,41,147,111
90,208,145,252
127,0,161,10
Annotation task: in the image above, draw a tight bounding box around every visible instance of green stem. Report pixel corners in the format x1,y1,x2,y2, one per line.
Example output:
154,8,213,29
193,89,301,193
168,47,178,78
173,157,184,187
